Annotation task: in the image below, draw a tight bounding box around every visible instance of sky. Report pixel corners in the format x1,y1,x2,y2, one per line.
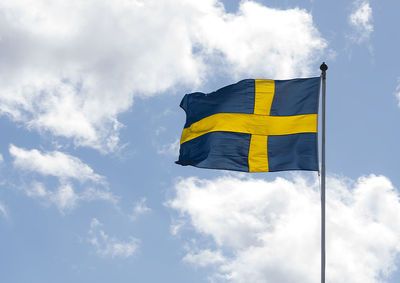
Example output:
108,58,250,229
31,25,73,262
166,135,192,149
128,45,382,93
0,0,400,282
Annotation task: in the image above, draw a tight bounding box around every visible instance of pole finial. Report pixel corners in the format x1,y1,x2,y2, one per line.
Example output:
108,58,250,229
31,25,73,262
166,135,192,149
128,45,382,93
320,62,328,72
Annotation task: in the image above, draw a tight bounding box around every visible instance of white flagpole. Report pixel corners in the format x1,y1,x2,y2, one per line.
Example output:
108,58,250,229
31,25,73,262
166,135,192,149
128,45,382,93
320,62,328,283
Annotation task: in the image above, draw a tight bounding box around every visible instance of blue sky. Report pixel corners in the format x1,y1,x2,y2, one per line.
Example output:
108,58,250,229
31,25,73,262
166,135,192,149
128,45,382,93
1,0,400,282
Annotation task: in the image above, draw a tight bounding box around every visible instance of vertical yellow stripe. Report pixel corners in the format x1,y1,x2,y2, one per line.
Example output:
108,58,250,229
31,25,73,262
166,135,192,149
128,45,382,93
248,135,269,172
248,79,275,172
254,79,275,115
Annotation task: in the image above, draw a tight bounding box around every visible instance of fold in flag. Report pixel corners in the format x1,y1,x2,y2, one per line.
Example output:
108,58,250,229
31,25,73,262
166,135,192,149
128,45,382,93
176,78,320,172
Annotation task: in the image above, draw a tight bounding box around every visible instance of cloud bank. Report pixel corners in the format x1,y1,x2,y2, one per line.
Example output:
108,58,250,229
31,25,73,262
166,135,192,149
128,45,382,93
0,0,326,152
9,144,116,212
168,174,400,283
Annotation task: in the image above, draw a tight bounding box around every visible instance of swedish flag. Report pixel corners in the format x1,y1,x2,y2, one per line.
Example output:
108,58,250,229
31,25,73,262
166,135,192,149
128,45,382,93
176,77,320,172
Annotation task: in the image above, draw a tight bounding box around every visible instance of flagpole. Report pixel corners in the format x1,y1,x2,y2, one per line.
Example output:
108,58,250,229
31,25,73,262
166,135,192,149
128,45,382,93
320,62,328,283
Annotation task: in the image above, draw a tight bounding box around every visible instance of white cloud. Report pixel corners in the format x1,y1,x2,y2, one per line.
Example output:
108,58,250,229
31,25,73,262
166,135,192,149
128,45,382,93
0,0,326,152
183,249,226,267
0,153,3,164
50,183,78,211
80,187,117,203
130,197,151,220
25,181,117,213
88,218,139,258
167,174,400,283
349,1,373,43
9,144,104,183
0,202,8,219
10,145,117,212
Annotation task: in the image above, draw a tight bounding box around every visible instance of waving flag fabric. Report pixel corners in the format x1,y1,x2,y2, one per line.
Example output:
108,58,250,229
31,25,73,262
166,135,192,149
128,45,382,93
176,77,320,172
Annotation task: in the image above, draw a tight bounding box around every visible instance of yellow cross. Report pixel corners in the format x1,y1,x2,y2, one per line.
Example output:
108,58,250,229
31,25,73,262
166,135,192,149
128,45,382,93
180,80,318,172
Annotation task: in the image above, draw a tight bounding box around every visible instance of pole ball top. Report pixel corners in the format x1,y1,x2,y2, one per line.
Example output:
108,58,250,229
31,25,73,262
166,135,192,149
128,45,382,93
320,62,328,71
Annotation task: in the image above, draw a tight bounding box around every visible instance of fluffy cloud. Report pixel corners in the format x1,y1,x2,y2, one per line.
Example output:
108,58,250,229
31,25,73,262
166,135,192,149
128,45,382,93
0,0,326,152
25,181,116,212
167,174,400,283
9,144,105,183
0,153,3,164
88,218,139,258
349,1,373,43
9,144,116,212
183,249,226,268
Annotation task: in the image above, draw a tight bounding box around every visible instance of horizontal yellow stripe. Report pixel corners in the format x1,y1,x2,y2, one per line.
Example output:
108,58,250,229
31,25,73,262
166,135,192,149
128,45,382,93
180,113,317,144
248,135,269,172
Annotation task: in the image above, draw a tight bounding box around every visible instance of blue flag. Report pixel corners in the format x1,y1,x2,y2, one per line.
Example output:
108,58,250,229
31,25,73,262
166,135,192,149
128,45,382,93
176,77,320,172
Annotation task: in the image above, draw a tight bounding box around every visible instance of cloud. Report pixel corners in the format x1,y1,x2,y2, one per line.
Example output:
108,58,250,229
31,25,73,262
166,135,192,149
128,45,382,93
10,144,116,212
183,249,226,268
0,202,8,219
88,218,139,258
130,197,151,221
9,144,105,183
167,174,400,283
0,153,3,164
349,1,373,43
25,181,116,212
0,0,326,152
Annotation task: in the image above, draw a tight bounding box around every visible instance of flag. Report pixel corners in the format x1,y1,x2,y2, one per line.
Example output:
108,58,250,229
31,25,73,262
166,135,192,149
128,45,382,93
176,78,320,172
